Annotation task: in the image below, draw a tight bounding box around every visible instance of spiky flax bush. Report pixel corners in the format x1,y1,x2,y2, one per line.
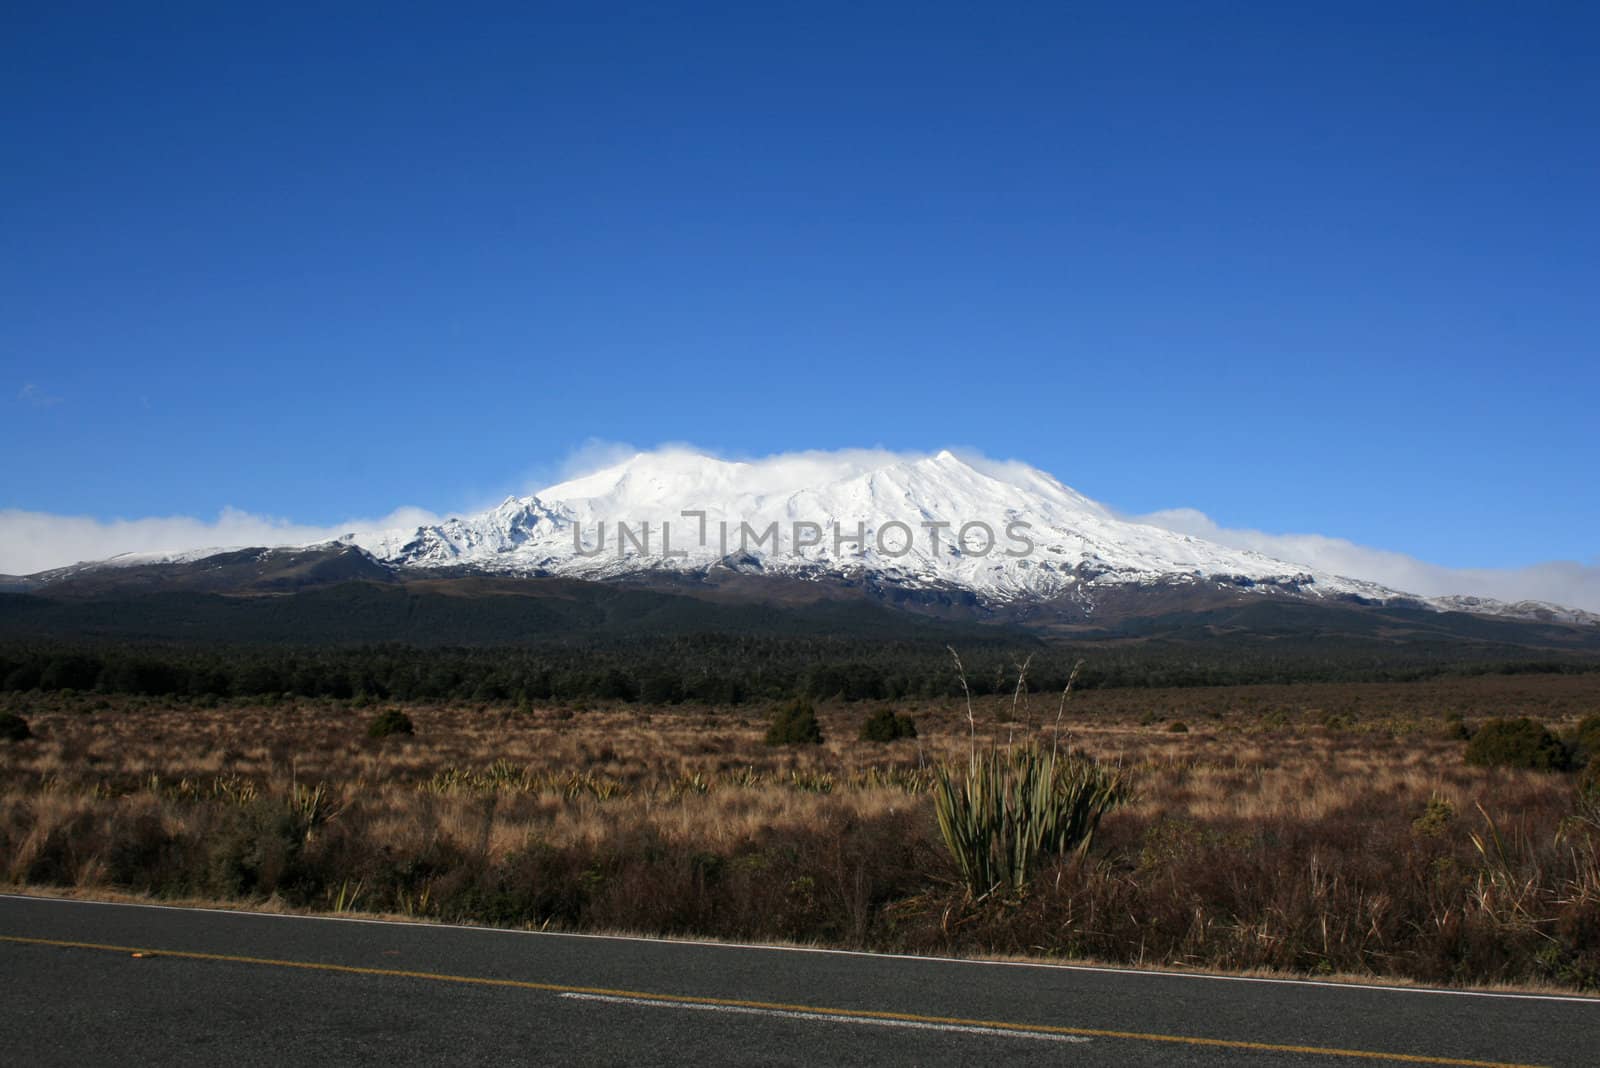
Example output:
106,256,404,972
933,744,1125,897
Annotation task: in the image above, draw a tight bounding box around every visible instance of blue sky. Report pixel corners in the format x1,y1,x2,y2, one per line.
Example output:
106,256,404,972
3,3,1597,581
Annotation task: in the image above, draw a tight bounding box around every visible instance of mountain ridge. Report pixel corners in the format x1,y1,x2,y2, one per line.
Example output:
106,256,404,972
13,449,1595,628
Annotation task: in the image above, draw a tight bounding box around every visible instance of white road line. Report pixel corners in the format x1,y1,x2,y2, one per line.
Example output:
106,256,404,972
7,893,1598,1006
555,992,1092,1043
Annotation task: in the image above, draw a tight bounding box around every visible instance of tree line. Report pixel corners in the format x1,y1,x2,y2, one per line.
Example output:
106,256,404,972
2,634,1593,706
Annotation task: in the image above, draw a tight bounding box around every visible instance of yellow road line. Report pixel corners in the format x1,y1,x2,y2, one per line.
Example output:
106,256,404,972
0,934,1545,1067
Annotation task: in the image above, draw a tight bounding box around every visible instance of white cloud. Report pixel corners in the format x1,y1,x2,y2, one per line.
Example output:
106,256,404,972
17,383,62,408
3,442,1594,614
1135,507,1600,613
0,505,442,576
530,440,930,498
537,443,1600,612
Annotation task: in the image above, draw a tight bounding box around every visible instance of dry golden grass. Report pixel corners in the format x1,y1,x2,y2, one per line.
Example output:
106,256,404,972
3,672,1598,990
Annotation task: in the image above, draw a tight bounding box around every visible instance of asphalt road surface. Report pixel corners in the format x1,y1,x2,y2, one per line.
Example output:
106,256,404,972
2,893,1595,1066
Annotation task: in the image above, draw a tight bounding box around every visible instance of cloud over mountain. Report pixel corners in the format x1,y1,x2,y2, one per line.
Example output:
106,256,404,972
0,505,442,576
1134,507,1600,613
1,446,1593,613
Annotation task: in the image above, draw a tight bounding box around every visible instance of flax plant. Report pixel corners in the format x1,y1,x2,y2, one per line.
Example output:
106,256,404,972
934,652,1124,897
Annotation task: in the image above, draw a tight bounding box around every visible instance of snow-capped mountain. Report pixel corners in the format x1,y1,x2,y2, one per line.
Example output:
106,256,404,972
18,449,1591,627
333,449,1576,622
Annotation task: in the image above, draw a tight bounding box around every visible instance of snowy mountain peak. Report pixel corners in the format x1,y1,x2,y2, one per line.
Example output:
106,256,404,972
342,449,1404,607
20,447,1591,627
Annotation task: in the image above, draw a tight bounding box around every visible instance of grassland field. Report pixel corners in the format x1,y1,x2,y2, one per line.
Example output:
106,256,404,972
4,671,1598,991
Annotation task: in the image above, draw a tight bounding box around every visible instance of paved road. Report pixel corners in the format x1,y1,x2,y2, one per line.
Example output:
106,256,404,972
1,894,1595,1066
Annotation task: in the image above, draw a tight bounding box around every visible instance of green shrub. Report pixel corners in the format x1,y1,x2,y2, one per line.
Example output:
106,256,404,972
859,707,917,743
933,744,1125,896
367,708,415,740
1573,761,1600,831
0,711,31,741
1464,717,1567,771
1568,714,1600,767
1412,794,1455,837
765,698,823,746
206,798,316,899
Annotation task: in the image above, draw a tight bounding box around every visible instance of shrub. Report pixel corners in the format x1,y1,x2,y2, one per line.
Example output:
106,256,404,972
0,711,30,741
366,708,415,740
765,698,823,746
1166,720,1189,733
933,745,1125,896
1412,794,1455,837
1584,757,1600,793
1569,714,1600,767
206,797,318,899
1464,717,1567,771
859,708,917,743
1573,761,1600,831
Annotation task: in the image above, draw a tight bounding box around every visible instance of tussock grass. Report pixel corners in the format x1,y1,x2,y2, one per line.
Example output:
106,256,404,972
3,672,1600,989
